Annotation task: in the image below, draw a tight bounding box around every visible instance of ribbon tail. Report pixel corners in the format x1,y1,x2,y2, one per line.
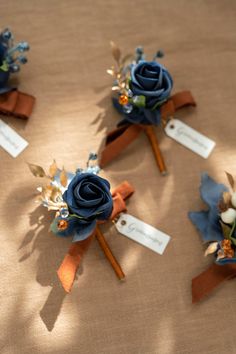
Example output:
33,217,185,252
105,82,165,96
57,235,93,293
0,90,35,119
111,181,135,201
161,90,196,120
171,90,196,110
12,91,35,119
100,125,143,167
192,263,236,303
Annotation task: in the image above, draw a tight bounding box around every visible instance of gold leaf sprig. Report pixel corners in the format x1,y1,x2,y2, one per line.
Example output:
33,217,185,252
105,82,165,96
27,163,46,178
107,41,134,96
49,159,58,178
60,167,68,187
28,160,69,211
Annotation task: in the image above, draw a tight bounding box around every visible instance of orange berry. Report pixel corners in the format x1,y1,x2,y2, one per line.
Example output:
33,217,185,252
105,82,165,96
119,95,129,106
57,219,68,230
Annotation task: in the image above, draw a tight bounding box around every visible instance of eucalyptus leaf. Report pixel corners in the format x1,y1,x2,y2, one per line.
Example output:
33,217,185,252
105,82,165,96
230,238,236,246
132,95,146,108
220,220,231,239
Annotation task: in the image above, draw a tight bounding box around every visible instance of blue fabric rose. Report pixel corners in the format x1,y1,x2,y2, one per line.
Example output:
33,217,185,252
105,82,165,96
113,60,173,126
0,69,10,94
189,173,228,243
0,43,10,94
130,61,173,109
60,173,113,242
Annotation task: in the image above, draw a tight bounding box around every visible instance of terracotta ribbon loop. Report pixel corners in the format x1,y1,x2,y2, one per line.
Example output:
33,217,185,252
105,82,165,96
57,181,134,293
100,90,196,168
100,125,143,168
0,90,35,119
192,264,236,303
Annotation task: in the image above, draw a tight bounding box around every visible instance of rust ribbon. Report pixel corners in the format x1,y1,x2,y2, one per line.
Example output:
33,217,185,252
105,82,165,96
0,90,35,119
100,90,196,167
57,181,134,292
192,263,236,303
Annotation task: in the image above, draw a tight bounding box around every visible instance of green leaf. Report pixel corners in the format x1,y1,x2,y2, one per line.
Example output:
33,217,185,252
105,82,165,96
230,238,236,246
132,95,146,108
0,60,9,72
220,220,232,239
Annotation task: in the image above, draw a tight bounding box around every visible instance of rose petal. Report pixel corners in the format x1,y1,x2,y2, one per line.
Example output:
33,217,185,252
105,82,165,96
72,219,97,242
136,73,158,91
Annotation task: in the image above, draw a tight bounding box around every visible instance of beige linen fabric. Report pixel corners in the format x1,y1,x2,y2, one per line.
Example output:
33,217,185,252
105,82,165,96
1,1,236,353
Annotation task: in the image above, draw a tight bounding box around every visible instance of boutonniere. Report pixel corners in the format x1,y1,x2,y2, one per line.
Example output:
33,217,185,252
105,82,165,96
28,154,134,292
100,42,196,174
189,173,236,302
0,28,35,119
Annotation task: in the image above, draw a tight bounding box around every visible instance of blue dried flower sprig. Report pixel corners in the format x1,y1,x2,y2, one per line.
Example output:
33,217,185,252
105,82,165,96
0,28,29,74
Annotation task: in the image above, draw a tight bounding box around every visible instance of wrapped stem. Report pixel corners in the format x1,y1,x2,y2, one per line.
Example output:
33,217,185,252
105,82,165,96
144,125,167,176
96,226,125,280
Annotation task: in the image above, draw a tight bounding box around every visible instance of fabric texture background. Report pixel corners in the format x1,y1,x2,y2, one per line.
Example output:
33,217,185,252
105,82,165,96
0,1,236,353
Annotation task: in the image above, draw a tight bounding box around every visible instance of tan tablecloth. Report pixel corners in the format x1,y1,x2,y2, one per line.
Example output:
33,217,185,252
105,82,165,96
1,1,236,353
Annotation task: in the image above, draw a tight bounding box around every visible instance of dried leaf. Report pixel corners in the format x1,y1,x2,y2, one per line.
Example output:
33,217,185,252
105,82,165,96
60,167,68,187
220,220,232,239
110,41,121,63
50,187,61,202
107,69,114,76
27,163,46,177
216,250,225,261
218,199,228,212
223,191,231,205
225,171,235,190
49,159,58,178
204,242,218,256
48,205,61,211
121,53,133,65
111,86,120,91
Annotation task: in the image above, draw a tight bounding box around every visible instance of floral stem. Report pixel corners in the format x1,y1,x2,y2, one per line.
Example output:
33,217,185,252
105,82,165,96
144,125,167,176
229,220,236,239
95,226,125,280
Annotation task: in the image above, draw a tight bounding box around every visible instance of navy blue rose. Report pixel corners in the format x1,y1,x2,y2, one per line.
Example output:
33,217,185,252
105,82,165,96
0,43,10,94
130,61,173,109
60,173,113,242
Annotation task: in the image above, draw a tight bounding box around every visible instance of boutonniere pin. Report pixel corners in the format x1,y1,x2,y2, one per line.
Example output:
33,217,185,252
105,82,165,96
100,42,196,174
0,28,35,119
189,173,236,302
28,154,134,292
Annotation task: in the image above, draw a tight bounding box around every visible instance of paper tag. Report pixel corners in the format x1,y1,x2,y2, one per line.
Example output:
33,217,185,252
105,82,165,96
0,119,28,157
164,118,215,159
115,213,171,255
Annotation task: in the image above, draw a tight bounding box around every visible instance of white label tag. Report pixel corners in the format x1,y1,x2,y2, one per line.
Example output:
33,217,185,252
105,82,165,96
0,119,28,157
164,118,215,159
115,213,171,255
